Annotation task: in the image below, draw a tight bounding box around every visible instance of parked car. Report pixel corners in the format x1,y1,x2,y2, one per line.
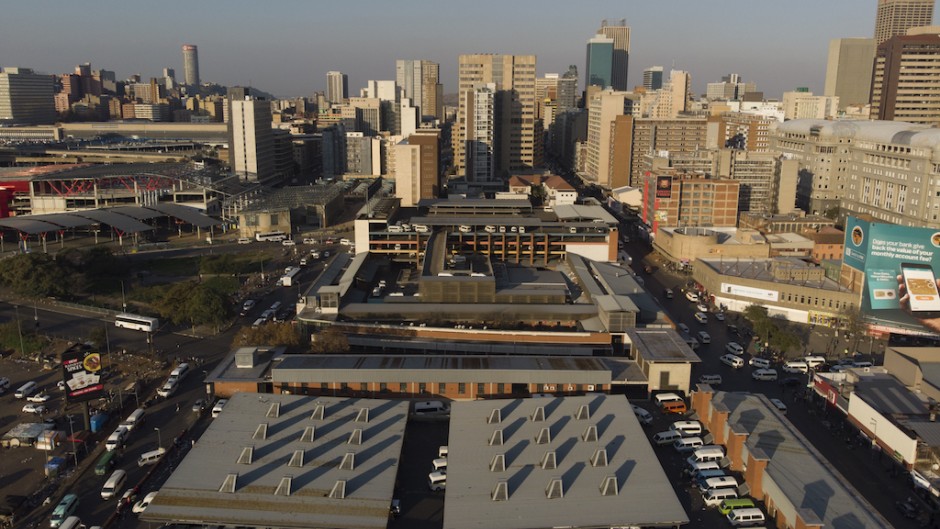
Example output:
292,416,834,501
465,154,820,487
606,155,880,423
282,239,296,247
685,291,700,302
696,302,709,313
22,403,46,414
896,497,921,519
27,392,51,403
212,399,228,418
132,491,158,514
192,399,206,413
302,237,317,245
714,312,725,321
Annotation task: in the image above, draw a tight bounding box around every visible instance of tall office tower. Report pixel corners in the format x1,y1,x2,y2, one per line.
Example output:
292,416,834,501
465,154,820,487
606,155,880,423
396,60,443,120
598,19,630,91
456,54,538,178
326,71,348,105
558,65,578,113
228,98,275,182
874,0,934,45
585,34,614,89
463,83,497,182
650,70,691,118
872,34,940,125
392,130,441,207
163,68,176,90
585,90,630,188
181,44,200,88
362,80,399,134
643,66,664,91
824,38,877,111
536,74,560,123
0,67,55,125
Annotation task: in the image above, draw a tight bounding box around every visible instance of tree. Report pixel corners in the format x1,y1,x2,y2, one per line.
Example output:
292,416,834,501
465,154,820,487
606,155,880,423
310,328,349,353
838,304,866,352
0,321,44,356
0,253,72,298
234,322,302,347
154,282,232,328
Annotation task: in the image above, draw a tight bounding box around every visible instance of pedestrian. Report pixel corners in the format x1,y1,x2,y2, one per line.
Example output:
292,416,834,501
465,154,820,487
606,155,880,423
175,403,180,412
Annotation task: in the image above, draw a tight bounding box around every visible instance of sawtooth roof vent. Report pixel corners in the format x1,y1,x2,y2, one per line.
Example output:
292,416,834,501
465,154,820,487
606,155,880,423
266,402,280,418
301,426,315,443
237,446,254,465
311,403,325,420
220,473,237,493
488,408,501,424
576,404,591,420
288,449,304,468
600,475,619,496
531,406,546,422
591,448,608,467
355,407,370,423
329,480,346,499
253,423,268,441
545,477,564,499
491,480,509,501
339,452,355,471
582,424,598,442
489,429,504,446
490,453,506,472
348,428,362,445
275,476,292,496
541,451,557,470
536,427,551,445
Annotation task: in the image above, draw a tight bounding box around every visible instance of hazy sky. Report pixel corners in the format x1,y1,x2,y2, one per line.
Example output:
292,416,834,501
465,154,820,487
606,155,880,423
1,0,933,99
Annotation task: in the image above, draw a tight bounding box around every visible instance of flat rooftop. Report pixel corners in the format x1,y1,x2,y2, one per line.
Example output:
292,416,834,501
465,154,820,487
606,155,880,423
625,328,701,363
443,394,688,529
698,258,851,292
141,393,408,529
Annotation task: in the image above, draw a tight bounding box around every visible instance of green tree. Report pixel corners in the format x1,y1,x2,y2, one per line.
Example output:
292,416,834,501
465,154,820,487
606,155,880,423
154,282,232,328
529,184,548,206
0,320,44,356
838,304,866,352
235,322,302,347
0,253,72,298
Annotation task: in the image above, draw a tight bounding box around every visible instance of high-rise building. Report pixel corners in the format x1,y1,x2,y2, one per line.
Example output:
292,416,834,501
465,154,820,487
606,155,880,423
455,54,538,179
585,90,630,188
395,59,442,121
782,91,840,120
559,65,579,113
326,71,348,106
585,34,614,89
598,19,630,91
463,83,497,182
874,0,935,45
643,66,664,91
0,67,55,125
871,34,940,125
392,130,441,207
181,44,200,88
229,97,275,182
824,38,877,110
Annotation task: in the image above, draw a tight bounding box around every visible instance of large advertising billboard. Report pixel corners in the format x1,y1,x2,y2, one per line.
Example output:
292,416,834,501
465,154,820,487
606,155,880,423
62,344,105,402
655,176,673,198
843,216,940,335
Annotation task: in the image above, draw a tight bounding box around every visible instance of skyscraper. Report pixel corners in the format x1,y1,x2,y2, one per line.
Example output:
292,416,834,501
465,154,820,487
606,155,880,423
326,71,348,105
181,44,199,88
456,54,538,179
585,34,614,89
463,83,497,182
824,38,877,110
396,59,443,120
598,19,631,91
229,97,275,182
0,67,55,125
874,0,935,45
643,66,664,91
871,33,940,125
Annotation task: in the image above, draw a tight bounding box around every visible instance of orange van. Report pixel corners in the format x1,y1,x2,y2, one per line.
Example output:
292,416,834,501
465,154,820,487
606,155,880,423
662,400,687,414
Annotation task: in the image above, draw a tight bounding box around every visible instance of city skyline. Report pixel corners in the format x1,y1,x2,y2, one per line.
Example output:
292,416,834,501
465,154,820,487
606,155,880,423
1,0,935,99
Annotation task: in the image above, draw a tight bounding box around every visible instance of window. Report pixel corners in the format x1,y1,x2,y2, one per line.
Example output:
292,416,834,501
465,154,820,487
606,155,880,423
438,382,446,394
379,382,387,392
419,383,427,394
477,383,485,395
320,383,328,391
497,383,505,394
399,383,407,392
361,382,368,391
458,383,466,394
341,383,348,391
269,214,279,226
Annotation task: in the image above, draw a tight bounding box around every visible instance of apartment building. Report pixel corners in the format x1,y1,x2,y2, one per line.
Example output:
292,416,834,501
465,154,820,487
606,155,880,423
871,34,940,126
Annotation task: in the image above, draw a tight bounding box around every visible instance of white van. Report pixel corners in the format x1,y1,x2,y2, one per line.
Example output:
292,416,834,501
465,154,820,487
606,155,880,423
728,507,765,526
652,430,682,445
694,312,708,324
171,363,191,381
414,401,448,415
50,494,79,528
105,427,129,452
749,357,772,369
689,461,722,476
703,487,739,507
698,374,722,386
137,448,166,467
632,405,653,425
782,361,808,374
804,355,827,368
432,458,448,471
438,445,448,458
852,360,874,369
654,392,684,406
157,379,178,398
720,354,745,369
673,436,704,452
697,331,711,344
670,420,703,437
101,469,127,499
726,342,745,355
120,408,146,431
703,476,739,490
15,381,38,399
427,471,446,491
687,446,725,465
751,368,778,381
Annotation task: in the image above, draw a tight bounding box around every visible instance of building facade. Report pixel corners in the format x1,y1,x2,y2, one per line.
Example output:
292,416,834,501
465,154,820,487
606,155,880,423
585,34,614,89
643,66,663,91
875,0,935,45
395,59,442,121
824,38,877,111
326,71,348,105
0,67,55,125
585,90,630,188
181,44,199,88
228,98,275,182
872,34,940,126
598,19,630,91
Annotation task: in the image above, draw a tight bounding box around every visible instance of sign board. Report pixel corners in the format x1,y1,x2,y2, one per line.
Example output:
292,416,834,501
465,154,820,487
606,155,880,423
843,216,940,335
655,176,673,198
720,282,780,302
62,345,104,403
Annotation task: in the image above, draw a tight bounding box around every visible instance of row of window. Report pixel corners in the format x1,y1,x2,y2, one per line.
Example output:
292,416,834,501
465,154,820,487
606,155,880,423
283,381,591,394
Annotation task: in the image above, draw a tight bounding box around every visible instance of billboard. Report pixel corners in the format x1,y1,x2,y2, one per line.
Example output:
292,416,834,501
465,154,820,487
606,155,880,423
720,283,780,302
655,176,673,198
62,344,105,402
843,216,940,335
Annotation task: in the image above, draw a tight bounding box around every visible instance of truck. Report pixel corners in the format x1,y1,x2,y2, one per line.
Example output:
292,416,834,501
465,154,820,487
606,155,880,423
279,267,302,287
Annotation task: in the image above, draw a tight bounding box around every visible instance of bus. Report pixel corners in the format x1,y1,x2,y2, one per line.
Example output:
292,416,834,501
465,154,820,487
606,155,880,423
279,267,302,287
255,231,287,242
114,313,159,332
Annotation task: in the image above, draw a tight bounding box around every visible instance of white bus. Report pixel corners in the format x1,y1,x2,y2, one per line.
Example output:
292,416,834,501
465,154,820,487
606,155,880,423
115,313,159,332
279,267,302,287
255,231,287,242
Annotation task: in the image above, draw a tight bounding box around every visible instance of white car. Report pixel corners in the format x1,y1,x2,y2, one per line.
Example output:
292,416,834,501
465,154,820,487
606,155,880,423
685,291,700,302
282,239,296,247
696,302,709,313
132,491,158,514
212,399,228,418
302,238,317,245
22,403,46,414
720,354,744,369
27,393,51,403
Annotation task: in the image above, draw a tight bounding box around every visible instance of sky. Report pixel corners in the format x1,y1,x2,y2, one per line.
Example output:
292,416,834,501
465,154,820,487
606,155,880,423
1,0,933,100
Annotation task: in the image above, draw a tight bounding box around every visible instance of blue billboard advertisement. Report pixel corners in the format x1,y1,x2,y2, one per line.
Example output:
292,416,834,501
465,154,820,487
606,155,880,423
844,216,940,336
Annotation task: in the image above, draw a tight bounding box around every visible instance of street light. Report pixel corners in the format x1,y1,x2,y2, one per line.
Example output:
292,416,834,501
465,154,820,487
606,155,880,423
120,280,127,313
67,415,78,468
154,427,162,450
13,305,26,358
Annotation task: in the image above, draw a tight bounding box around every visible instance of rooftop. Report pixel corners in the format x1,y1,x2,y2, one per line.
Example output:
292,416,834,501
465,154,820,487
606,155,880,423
141,393,408,529
625,328,701,363
698,258,852,292
443,395,688,529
